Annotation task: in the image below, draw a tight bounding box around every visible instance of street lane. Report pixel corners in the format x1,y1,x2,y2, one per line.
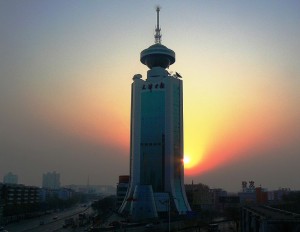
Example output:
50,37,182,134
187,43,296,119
5,205,92,232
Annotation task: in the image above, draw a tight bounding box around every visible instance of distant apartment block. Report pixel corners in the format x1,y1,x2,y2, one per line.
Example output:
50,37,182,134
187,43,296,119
42,171,60,189
3,172,18,184
268,187,291,202
0,184,40,206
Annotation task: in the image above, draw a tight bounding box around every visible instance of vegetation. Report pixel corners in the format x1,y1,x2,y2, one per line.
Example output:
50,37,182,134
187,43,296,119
40,193,81,211
91,195,116,216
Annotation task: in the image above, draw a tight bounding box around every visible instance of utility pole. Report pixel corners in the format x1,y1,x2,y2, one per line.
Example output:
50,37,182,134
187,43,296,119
168,197,171,232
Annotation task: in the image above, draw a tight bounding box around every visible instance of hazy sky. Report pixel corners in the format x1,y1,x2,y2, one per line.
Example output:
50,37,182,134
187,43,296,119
1,1,299,192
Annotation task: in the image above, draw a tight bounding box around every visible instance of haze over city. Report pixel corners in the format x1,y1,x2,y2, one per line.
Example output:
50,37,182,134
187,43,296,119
1,1,300,192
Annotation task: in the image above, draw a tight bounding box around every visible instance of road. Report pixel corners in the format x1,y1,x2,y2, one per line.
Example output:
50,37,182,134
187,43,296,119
4,205,93,232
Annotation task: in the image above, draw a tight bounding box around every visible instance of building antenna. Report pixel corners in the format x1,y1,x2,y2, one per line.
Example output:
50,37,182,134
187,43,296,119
154,6,162,44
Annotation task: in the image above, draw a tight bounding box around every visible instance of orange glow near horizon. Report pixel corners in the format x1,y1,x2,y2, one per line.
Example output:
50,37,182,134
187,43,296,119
185,110,259,173
31,77,131,151
30,60,297,174
182,71,294,176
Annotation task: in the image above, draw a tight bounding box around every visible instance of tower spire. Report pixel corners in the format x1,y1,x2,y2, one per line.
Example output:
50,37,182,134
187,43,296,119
154,6,161,44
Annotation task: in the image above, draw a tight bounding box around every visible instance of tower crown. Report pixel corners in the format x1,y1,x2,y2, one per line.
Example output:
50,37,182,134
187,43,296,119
154,6,162,44
140,7,175,69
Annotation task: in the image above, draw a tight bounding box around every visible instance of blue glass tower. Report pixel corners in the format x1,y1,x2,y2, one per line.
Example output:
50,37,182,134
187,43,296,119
119,7,191,220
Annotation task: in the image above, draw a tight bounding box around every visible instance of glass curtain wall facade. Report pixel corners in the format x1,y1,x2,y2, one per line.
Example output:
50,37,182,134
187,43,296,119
119,68,191,218
119,8,190,220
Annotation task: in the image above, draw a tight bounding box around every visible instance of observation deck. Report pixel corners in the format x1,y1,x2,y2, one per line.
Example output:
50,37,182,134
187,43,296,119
140,43,175,69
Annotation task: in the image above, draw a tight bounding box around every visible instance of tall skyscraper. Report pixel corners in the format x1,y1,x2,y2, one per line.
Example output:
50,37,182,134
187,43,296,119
42,171,60,189
119,7,190,220
3,172,18,184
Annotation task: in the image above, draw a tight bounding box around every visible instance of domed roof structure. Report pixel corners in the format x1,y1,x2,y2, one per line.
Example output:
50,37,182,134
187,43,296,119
140,43,175,69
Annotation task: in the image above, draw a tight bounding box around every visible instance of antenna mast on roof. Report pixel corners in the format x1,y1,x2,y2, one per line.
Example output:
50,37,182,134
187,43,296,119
154,6,162,44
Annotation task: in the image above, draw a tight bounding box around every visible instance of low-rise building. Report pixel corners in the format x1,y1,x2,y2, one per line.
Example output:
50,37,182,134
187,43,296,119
241,205,300,232
239,181,268,205
39,188,74,202
65,184,115,196
116,175,129,209
0,183,40,217
268,188,291,203
211,188,228,210
185,182,214,211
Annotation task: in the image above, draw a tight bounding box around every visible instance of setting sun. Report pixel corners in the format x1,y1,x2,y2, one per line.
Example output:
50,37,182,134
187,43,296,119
184,156,190,164
183,153,202,170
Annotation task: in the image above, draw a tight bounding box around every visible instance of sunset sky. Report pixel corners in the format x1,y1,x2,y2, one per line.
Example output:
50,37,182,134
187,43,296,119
1,1,299,192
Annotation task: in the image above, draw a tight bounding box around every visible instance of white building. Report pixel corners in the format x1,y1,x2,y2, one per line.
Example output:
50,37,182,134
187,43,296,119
119,8,190,220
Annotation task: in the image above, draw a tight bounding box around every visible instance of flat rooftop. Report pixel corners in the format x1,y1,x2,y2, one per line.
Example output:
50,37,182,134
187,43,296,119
244,205,300,222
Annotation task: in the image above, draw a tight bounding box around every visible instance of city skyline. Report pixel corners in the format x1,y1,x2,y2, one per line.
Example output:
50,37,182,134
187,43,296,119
0,1,300,192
